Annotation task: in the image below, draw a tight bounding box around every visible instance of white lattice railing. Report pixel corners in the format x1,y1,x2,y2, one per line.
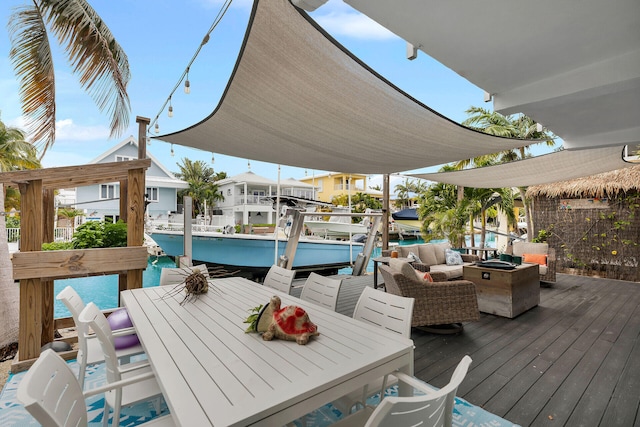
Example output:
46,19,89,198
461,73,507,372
6,227,74,243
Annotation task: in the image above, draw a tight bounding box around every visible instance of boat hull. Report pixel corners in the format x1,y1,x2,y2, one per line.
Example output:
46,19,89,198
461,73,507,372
150,230,364,270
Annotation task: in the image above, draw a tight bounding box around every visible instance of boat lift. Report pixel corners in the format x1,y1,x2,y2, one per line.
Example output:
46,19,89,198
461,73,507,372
279,209,382,276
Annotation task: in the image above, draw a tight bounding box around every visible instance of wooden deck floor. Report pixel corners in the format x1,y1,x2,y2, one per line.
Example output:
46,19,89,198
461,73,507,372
293,272,640,426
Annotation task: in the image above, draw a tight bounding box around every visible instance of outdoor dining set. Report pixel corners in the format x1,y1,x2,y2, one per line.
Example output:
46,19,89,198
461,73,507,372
17,263,475,427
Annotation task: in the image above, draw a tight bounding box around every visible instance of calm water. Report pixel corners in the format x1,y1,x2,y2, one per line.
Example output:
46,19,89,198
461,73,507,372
53,256,176,318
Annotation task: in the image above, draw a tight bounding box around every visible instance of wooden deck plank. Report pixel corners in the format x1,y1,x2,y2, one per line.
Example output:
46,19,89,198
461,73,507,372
293,271,639,426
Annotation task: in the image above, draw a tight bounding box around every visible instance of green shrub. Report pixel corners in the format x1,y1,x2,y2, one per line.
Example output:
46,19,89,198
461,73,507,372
42,241,74,251
103,221,128,247
71,220,127,249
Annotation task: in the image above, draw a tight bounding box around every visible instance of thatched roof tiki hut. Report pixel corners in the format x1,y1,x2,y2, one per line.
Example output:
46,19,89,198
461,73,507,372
527,166,640,282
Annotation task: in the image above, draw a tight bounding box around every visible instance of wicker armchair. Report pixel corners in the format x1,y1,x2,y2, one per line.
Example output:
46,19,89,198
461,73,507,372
507,242,556,283
378,264,479,333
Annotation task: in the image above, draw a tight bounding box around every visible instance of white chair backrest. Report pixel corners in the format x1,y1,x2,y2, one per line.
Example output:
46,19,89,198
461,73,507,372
300,272,343,311
353,286,414,337
17,348,87,427
263,265,296,294
78,302,121,384
369,355,472,427
56,286,89,364
159,264,209,286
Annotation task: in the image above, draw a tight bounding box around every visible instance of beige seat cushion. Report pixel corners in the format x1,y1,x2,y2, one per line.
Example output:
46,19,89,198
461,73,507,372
417,244,438,266
432,242,452,265
430,263,465,280
512,242,548,257
396,245,417,258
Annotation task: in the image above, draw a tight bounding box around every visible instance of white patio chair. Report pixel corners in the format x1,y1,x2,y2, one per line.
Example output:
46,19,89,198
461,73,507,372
332,286,414,414
263,264,296,294
331,355,472,427
56,286,144,389
79,302,164,427
299,272,343,311
17,348,174,427
159,263,209,286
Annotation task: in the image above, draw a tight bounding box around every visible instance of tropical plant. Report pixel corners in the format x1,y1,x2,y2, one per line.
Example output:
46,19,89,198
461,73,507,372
393,178,427,209
456,107,556,240
57,208,84,233
174,158,225,217
331,192,382,223
70,220,127,249
7,0,130,157
0,119,41,349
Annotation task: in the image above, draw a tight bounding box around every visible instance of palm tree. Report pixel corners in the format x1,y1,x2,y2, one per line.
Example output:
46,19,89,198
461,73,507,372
174,158,225,217
0,119,41,349
457,107,556,240
8,0,131,157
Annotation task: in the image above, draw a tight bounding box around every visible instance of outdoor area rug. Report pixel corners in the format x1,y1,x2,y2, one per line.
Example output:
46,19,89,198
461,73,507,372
0,360,520,426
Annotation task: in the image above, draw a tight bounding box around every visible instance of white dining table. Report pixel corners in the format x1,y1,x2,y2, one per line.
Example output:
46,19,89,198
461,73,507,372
121,277,414,427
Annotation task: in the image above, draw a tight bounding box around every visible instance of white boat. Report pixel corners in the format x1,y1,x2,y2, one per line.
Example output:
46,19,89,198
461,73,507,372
149,228,364,276
304,207,371,238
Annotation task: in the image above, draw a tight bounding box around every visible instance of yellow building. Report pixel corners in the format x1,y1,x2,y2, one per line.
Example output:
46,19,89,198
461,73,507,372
298,172,382,204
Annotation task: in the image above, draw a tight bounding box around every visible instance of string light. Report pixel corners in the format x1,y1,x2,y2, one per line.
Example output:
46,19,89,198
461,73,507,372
146,137,151,146
247,159,251,171
211,152,215,164
184,68,191,94
170,144,175,157
146,0,233,140
154,123,159,134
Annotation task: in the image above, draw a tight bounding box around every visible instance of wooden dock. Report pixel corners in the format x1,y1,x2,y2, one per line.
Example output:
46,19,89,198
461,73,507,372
293,272,640,426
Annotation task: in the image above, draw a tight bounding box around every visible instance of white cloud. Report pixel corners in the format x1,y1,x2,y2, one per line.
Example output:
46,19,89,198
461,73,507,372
55,119,111,141
314,10,398,41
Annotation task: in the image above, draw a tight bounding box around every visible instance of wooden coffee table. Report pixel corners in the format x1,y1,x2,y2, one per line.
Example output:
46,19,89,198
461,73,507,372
463,263,540,318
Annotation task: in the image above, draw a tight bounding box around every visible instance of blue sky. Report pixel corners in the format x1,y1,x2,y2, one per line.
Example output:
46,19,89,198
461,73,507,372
1,0,494,188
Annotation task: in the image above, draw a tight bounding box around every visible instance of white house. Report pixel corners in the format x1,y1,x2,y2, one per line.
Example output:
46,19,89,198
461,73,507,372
214,171,318,226
75,137,188,223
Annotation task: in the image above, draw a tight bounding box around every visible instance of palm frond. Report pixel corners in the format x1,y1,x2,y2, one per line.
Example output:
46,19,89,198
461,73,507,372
8,4,56,154
40,0,131,138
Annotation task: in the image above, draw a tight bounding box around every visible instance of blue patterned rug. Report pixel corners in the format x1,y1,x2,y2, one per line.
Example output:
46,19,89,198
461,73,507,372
0,360,520,426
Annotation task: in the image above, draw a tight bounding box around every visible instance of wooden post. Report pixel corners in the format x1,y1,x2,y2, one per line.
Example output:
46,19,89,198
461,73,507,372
18,180,43,361
41,189,55,345
383,174,390,251
118,179,129,298
136,116,150,159
126,167,145,291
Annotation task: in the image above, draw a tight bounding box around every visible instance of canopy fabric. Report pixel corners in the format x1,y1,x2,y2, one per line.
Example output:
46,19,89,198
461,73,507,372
409,146,634,188
157,0,539,175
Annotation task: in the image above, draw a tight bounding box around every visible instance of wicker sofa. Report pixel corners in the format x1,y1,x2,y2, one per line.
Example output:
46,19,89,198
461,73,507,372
383,242,480,280
378,263,479,333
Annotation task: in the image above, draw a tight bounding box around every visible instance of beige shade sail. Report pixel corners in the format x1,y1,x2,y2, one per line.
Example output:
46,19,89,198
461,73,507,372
409,146,634,188
156,0,540,175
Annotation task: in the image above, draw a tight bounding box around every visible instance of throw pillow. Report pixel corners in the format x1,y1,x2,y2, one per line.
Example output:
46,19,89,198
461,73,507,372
412,268,434,283
523,253,547,266
408,251,422,263
445,248,464,266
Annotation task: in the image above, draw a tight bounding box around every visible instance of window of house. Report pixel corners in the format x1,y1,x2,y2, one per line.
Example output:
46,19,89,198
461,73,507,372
115,155,134,162
317,179,323,192
146,187,159,202
100,184,116,200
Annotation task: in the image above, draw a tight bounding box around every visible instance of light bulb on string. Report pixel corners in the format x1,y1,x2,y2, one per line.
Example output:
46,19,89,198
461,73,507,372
146,137,151,146
154,123,159,134
168,97,173,118
247,159,251,171
184,68,191,94
170,144,174,157
211,152,215,164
